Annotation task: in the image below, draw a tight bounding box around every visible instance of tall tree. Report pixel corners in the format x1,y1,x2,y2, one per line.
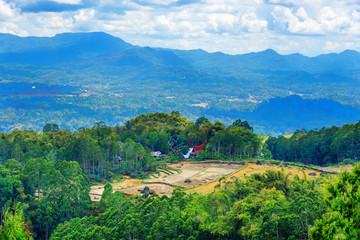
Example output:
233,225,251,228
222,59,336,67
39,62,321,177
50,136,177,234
310,164,360,239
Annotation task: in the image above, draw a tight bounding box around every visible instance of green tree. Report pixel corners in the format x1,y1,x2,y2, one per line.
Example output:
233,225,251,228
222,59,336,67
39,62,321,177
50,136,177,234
0,164,25,211
42,124,59,133
310,164,360,239
0,203,33,240
147,131,158,151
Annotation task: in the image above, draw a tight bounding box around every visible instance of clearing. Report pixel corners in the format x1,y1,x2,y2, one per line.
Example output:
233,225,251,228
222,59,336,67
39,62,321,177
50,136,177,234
187,162,324,194
89,161,337,201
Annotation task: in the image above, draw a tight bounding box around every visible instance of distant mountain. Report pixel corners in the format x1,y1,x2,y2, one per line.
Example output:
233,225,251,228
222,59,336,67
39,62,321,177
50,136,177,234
1,32,360,74
1,32,360,133
0,32,131,65
171,48,360,77
247,95,360,133
197,95,360,134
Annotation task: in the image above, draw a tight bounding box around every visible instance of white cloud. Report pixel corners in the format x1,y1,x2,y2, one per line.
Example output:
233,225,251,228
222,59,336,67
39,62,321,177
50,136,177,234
0,0,17,19
324,41,341,52
52,0,82,4
272,5,358,35
295,7,308,20
74,8,95,22
241,13,268,32
2,0,360,56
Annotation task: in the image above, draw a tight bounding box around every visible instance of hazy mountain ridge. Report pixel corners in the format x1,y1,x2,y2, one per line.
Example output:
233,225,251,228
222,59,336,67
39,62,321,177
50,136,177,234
0,32,360,133
2,32,360,74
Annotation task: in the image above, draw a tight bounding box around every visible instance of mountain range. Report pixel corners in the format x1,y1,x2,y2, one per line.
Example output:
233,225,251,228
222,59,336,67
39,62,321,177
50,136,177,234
0,32,359,134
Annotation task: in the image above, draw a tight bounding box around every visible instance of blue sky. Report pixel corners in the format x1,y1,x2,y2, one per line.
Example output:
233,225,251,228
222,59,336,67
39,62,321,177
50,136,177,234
1,0,360,56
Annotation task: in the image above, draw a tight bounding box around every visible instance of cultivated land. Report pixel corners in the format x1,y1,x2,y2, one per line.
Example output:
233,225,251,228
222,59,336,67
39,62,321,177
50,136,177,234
187,162,324,194
89,160,344,201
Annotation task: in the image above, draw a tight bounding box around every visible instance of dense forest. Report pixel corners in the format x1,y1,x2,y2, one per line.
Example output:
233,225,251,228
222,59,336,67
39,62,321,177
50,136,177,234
1,113,359,239
2,157,359,239
51,172,325,240
266,121,360,165
0,112,260,180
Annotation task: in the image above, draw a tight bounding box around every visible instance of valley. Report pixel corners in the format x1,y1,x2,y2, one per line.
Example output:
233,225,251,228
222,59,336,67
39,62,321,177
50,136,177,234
1,32,360,134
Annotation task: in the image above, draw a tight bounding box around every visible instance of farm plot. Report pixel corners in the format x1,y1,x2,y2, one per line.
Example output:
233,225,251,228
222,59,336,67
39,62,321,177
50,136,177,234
121,184,175,197
187,162,324,194
316,164,354,174
115,162,244,197
90,161,328,201
89,179,142,202
144,162,243,189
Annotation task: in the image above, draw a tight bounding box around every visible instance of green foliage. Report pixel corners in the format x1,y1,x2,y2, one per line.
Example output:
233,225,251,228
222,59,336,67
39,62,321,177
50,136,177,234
267,122,360,165
0,163,25,211
51,169,326,240
22,158,92,239
0,203,33,240
0,113,279,240
310,164,360,239
231,119,253,132
0,113,261,180
42,124,59,133
207,125,261,158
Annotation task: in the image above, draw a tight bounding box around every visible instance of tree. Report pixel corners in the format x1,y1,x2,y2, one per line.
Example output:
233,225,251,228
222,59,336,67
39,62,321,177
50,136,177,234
0,163,25,211
147,131,158,151
157,131,170,153
171,111,180,117
42,124,59,133
310,164,360,239
231,119,253,132
195,117,210,126
24,159,91,239
0,203,33,240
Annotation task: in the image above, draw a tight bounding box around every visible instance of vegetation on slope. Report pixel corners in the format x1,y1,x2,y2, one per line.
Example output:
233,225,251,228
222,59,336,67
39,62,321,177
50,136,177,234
266,121,360,165
50,170,326,240
1,113,359,239
0,113,260,180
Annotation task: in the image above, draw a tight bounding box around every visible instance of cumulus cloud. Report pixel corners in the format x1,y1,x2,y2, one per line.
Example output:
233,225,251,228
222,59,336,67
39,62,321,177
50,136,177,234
2,0,360,56
8,0,98,12
0,0,17,19
272,5,357,35
241,13,268,32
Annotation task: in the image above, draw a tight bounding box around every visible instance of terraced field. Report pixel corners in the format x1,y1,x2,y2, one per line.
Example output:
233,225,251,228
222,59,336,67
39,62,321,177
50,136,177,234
89,160,334,201
187,162,323,194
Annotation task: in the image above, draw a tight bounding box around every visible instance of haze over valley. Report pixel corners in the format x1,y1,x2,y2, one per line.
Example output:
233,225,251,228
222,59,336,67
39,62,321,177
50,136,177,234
1,32,360,134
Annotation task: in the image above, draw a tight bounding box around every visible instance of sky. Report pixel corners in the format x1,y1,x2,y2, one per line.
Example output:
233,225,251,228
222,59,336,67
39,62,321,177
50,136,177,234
1,0,360,56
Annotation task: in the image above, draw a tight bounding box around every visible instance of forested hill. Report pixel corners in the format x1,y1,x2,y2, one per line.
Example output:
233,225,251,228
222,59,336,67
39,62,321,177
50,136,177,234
266,120,360,166
241,95,360,134
1,111,360,239
1,32,360,133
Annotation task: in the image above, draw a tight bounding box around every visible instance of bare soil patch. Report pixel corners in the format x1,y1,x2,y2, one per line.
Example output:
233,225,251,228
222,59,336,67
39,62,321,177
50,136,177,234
89,179,142,202
90,161,330,201
187,162,324,194
147,162,243,189
121,183,175,197
112,179,142,190
317,165,354,173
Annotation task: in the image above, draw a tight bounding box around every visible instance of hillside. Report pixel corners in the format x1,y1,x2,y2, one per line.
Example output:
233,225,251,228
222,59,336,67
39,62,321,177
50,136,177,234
1,32,360,133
